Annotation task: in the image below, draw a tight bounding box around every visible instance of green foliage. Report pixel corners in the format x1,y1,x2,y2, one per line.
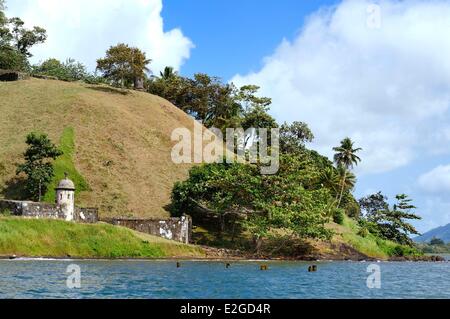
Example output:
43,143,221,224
390,244,420,257
0,209,11,216
359,192,421,246
43,127,89,203
357,226,369,238
333,208,345,225
333,137,362,208
430,237,445,246
97,43,151,89
344,198,361,219
279,121,314,154
0,9,46,71
7,17,46,57
418,242,450,254
148,71,277,134
0,46,29,70
172,151,339,252
16,132,63,201
32,58,88,81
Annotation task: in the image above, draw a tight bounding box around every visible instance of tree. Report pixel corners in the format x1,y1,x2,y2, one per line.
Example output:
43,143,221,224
238,85,277,145
16,133,63,201
0,4,46,71
0,0,6,24
280,121,314,154
359,191,389,221
160,66,177,80
97,43,151,89
359,192,421,246
172,154,334,254
8,17,46,57
429,237,445,246
333,137,362,207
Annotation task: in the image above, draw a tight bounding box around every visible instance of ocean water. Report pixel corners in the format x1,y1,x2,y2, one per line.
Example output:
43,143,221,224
0,259,449,299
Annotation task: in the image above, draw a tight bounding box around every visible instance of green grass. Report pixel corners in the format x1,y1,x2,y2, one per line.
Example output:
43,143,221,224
43,127,89,203
337,216,409,259
0,217,205,258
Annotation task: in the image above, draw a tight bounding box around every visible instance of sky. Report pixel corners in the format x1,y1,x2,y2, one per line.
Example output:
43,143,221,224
5,0,450,232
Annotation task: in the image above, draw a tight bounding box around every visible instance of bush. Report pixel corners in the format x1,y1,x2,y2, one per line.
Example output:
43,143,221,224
32,58,88,82
357,227,369,238
390,245,420,257
0,48,29,71
345,201,361,219
0,209,12,216
333,208,345,225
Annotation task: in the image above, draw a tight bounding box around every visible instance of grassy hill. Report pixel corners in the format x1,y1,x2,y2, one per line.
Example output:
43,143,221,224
0,78,215,218
0,217,204,258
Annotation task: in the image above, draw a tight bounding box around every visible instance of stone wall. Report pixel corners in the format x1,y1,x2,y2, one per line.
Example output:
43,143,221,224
101,216,192,244
0,200,98,223
0,70,28,81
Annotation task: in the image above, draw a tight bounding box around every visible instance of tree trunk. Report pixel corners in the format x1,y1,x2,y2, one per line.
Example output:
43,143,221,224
337,170,347,208
38,179,42,202
134,76,144,90
254,236,263,255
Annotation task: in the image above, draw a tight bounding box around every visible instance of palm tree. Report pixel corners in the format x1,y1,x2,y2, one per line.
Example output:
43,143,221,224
160,66,177,80
320,167,340,197
333,137,362,207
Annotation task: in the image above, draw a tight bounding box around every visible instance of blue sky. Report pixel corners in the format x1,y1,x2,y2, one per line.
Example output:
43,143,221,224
162,0,338,79
7,0,450,232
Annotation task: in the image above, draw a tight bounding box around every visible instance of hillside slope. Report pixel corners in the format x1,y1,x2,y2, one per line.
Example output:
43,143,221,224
414,223,450,243
0,78,212,218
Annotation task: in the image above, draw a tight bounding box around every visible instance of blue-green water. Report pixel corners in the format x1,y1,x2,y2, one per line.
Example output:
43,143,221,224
0,259,449,299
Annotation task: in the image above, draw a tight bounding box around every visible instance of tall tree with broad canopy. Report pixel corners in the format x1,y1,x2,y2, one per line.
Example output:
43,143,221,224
97,43,151,89
172,151,336,254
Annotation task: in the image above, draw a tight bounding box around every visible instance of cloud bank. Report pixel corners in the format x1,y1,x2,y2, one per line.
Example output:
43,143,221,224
418,165,450,195
6,0,194,74
232,0,450,175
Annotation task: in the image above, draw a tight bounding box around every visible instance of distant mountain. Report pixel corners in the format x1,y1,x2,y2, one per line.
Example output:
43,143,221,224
414,223,450,243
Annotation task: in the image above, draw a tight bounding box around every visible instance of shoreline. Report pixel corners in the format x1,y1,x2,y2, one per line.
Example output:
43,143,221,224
1,255,447,262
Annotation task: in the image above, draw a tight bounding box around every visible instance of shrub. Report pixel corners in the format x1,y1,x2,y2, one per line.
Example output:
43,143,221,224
358,227,369,238
0,209,12,216
32,58,88,82
345,201,361,219
333,208,345,225
390,245,420,257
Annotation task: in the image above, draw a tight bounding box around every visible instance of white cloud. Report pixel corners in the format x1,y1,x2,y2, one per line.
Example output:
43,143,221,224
6,0,194,74
418,165,450,194
418,196,450,232
232,0,450,175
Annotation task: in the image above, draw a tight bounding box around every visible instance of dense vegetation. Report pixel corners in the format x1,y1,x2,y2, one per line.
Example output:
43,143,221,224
417,237,450,254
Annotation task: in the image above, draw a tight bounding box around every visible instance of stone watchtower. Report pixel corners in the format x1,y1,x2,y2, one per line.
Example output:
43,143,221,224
55,174,75,221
